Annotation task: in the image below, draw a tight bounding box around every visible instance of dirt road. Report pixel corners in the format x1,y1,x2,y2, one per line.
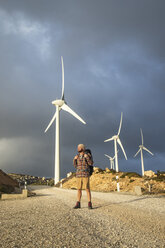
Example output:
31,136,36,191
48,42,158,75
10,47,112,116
0,186,164,248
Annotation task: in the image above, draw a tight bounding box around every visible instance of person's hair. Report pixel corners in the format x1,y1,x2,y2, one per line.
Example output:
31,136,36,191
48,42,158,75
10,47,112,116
78,144,85,151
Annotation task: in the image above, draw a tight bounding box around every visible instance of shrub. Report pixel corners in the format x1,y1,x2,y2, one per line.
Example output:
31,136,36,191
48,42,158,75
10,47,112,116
156,170,165,176
109,169,116,174
48,179,55,186
152,175,165,182
120,172,142,178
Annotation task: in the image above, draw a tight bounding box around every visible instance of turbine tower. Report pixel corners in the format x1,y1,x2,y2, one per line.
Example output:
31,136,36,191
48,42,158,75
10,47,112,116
45,56,86,184
104,154,115,170
104,113,127,172
134,128,153,176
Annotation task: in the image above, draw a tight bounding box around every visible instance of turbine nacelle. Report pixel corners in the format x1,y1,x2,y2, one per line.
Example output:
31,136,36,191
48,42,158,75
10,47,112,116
52,99,65,107
104,135,118,143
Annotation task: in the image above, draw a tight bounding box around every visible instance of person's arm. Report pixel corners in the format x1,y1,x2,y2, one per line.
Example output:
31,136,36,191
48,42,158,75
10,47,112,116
73,155,78,168
84,154,93,166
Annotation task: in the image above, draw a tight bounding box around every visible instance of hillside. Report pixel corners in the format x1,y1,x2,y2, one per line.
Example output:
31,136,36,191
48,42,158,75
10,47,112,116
0,169,19,194
61,167,165,194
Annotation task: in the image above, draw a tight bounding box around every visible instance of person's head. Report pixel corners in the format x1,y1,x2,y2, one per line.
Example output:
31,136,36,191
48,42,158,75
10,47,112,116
77,144,85,153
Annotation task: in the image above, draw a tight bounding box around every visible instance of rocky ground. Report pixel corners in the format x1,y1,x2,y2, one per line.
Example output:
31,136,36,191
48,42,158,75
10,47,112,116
62,169,165,194
0,186,164,248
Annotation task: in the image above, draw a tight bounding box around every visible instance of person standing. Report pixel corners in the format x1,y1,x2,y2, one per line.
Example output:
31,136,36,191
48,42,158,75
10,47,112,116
73,144,93,209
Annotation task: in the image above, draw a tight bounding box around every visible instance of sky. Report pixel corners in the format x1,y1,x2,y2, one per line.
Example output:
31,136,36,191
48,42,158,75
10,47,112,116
0,0,165,179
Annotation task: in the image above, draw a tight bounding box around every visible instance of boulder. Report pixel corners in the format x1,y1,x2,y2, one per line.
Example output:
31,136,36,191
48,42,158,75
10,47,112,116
67,172,73,178
105,168,111,173
93,167,103,174
134,186,142,195
144,170,155,177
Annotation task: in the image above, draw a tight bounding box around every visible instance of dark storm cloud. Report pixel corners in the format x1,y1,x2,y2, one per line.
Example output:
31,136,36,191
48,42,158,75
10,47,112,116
1,1,165,56
0,0,165,178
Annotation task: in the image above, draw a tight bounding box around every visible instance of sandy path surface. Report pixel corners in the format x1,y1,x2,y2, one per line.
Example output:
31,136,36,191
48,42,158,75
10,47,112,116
0,186,164,248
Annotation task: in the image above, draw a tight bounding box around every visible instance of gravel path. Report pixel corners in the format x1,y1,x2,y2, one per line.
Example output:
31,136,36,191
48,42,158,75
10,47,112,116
0,186,164,248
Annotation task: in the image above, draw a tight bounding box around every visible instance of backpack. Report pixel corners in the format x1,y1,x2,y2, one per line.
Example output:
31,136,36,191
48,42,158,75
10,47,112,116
85,149,94,176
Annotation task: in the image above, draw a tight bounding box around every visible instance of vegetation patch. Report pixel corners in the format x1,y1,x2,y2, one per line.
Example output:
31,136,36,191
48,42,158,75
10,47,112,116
151,176,165,182
154,171,165,182
120,172,142,178
109,169,116,174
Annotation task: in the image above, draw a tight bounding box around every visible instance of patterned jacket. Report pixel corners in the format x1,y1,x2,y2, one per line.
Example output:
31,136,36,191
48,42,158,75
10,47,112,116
73,153,93,178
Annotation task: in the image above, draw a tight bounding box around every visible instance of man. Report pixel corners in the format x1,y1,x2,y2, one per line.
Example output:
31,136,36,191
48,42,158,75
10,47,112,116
73,144,93,209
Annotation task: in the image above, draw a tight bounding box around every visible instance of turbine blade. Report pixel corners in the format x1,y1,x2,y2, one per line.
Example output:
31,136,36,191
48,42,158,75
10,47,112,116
134,148,141,157
140,128,144,145
104,137,114,142
61,56,64,100
117,112,123,135
45,112,57,133
104,154,111,159
61,103,86,124
117,138,127,160
143,146,154,155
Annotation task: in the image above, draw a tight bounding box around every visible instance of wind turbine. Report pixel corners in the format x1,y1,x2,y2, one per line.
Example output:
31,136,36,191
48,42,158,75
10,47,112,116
104,112,127,172
134,128,153,176
45,56,86,184
104,154,115,170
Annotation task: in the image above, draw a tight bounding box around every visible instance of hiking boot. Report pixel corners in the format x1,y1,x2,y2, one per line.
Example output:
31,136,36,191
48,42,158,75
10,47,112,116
88,201,92,209
73,201,81,209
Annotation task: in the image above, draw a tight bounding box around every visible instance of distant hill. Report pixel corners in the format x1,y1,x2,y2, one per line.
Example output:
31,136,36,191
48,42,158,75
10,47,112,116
8,173,54,186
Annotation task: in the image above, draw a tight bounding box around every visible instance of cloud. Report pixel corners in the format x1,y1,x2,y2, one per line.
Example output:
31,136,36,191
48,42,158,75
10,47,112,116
0,1,165,178
0,137,53,177
0,9,51,60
